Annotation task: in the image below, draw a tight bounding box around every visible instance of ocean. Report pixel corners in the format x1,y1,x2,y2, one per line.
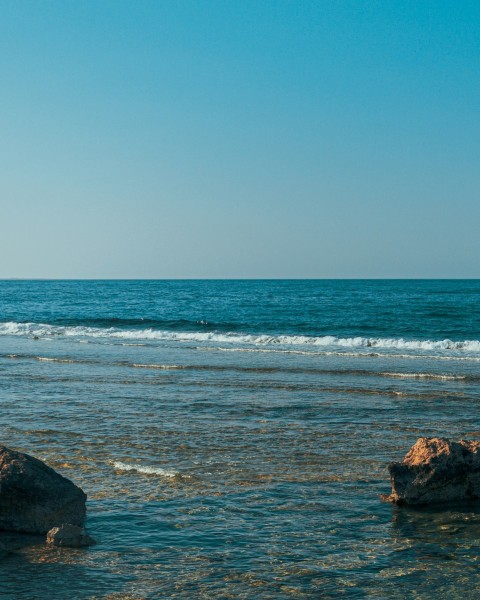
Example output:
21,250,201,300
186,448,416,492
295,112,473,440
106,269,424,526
0,279,479,599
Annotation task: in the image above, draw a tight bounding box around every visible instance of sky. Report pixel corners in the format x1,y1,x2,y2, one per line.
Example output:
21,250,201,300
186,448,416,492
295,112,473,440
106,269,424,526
1,0,479,278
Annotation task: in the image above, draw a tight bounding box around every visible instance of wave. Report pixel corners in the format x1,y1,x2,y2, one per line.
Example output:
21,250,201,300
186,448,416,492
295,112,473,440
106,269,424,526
36,356,76,363
2,352,475,381
380,372,467,381
1,321,479,353
1,353,83,364
36,317,217,330
131,363,185,370
112,461,179,478
203,347,480,361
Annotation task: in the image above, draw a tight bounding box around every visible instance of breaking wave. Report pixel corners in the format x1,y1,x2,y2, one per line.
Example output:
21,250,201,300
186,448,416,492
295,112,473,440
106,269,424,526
1,321,480,353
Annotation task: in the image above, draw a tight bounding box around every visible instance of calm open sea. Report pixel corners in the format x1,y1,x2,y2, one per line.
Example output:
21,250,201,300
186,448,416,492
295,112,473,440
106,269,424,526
1,279,480,599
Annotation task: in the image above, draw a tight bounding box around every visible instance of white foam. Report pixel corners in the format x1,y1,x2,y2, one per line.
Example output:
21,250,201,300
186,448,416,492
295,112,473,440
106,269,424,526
381,372,466,381
1,321,479,354
36,357,75,363
131,363,184,370
112,461,178,477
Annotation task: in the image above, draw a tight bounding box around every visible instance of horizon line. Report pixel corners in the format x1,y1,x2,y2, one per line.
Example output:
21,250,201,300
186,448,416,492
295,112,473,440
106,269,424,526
1,277,479,282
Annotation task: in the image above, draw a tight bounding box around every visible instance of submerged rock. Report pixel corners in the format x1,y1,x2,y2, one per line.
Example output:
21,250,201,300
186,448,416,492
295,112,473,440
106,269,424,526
383,437,480,506
0,446,87,534
46,524,95,547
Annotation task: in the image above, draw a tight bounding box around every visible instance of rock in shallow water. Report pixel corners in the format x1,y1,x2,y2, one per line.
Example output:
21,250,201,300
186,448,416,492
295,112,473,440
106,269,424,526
383,437,480,506
0,445,87,534
46,524,95,547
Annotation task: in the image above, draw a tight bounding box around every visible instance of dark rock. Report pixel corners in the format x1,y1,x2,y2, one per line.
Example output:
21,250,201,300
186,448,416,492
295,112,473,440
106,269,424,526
46,524,95,547
382,437,480,506
0,446,87,534
0,530,46,555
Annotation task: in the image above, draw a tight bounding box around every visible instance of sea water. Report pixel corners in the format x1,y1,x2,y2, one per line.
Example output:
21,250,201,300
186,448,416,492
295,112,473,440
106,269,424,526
0,279,479,599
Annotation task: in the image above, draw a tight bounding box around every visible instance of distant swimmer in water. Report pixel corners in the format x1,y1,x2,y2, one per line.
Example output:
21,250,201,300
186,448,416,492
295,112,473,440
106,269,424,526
33,336,40,340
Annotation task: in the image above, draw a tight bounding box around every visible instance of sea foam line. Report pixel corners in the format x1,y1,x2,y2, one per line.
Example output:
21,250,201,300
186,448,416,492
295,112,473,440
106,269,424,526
380,372,467,381
36,356,75,363
131,363,184,370
1,321,480,353
112,461,178,478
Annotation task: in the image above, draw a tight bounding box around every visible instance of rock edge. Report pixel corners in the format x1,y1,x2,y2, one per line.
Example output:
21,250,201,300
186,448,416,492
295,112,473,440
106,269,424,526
46,524,96,547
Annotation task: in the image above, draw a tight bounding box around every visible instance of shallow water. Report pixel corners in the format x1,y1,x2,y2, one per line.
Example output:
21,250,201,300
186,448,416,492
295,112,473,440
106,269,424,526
0,280,479,598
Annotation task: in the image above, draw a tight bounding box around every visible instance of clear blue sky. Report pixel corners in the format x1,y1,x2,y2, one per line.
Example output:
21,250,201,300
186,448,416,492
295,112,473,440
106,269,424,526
1,0,478,278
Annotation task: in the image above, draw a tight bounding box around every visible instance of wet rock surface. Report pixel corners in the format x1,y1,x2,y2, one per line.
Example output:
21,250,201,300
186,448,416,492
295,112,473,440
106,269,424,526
0,445,87,534
46,524,95,547
383,437,480,506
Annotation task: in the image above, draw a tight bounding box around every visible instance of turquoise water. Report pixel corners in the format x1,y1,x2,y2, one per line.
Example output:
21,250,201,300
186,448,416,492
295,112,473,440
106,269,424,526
0,280,480,598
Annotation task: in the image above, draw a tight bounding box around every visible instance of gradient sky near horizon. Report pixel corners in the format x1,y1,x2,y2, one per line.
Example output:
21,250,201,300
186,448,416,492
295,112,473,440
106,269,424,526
1,1,479,278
